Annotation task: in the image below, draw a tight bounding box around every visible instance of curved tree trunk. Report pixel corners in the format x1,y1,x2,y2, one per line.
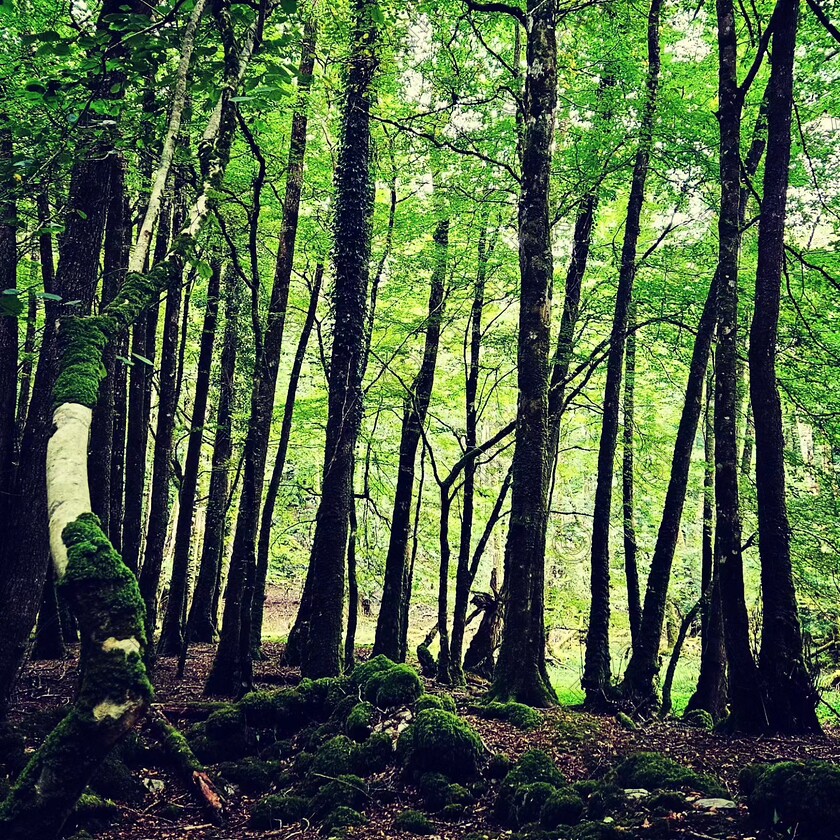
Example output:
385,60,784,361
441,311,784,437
583,0,661,707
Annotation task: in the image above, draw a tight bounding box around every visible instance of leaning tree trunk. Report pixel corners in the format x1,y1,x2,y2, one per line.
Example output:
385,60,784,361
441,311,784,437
714,0,765,733
296,0,379,679
583,0,661,708
489,0,558,708
373,217,448,662
158,259,222,655
0,3,268,831
186,265,240,644
206,17,316,695
750,0,820,734
251,262,323,656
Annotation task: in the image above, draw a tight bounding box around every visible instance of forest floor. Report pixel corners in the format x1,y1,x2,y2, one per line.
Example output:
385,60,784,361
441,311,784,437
6,639,840,840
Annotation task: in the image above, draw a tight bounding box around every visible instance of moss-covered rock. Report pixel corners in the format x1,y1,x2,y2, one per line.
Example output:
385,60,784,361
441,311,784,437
647,789,687,814
515,781,557,825
570,821,625,839
416,693,456,713
417,644,436,678
353,732,392,775
345,702,375,742
611,752,726,797
322,805,366,835
741,760,840,837
366,663,423,708
189,704,249,762
540,787,585,828
399,709,483,782
311,735,357,778
474,701,542,730
495,750,567,825
311,774,368,816
487,753,513,780
440,803,466,821
89,753,146,804
351,655,395,688
393,809,435,834
249,794,310,829
69,792,120,832
583,782,625,819
418,772,454,810
682,709,714,730
216,758,280,794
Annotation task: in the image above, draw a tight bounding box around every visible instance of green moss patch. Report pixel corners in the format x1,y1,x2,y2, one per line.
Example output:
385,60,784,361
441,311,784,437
216,758,280,794
473,701,542,730
398,709,483,782
249,794,309,829
393,808,434,834
611,752,726,797
345,702,374,741
416,693,456,713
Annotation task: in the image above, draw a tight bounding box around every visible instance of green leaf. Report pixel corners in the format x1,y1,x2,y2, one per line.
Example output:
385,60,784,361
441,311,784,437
132,353,153,366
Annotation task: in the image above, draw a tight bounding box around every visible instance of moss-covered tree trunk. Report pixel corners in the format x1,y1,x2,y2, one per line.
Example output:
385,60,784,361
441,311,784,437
296,0,380,678
750,0,820,734
490,0,558,708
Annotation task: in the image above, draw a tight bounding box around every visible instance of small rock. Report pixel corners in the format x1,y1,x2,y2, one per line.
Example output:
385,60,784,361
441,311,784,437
142,777,165,793
693,797,737,812
624,788,650,800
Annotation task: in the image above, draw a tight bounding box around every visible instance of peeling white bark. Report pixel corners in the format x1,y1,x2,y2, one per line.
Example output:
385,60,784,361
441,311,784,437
46,402,93,577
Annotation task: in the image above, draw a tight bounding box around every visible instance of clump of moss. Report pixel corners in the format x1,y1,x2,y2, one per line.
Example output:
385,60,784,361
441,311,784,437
615,711,637,731
351,655,396,688
611,752,726,797
647,789,687,814
741,760,840,836
90,753,146,804
311,774,368,816
362,663,423,708
353,732,393,775
394,809,435,834
487,753,513,779
322,805,366,834
570,821,625,839
399,709,483,781
69,792,120,832
540,787,585,828
441,803,466,821
682,709,714,730
583,782,625,820
474,701,541,730
249,794,310,829
310,735,357,778
416,644,436,677
216,758,280,794
495,750,568,826
416,693,456,713
418,772,453,810
345,702,375,742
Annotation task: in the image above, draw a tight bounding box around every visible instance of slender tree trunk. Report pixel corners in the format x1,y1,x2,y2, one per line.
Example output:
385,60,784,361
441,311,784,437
344,492,359,670
374,217,449,662
399,446,425,660
187,265,240,643
714,0,765,733
31,565,65,661
750,0,820,734
740,402,754,476
490,0,558,707
686,366,727,719
14,289,37,455
296,0,379,678
206,18,316,695
623,303,641,650
583,0,662,707
159,259,222,654
252,262,323,656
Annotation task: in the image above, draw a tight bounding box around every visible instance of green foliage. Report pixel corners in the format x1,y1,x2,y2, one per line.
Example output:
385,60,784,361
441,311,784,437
310,735,356,778
611,753,725,797
393,809,434,835
741,761,840,836
398,709,483,782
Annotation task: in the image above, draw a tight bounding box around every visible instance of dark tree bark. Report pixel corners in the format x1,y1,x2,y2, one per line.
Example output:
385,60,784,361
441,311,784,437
686,366,727,719
14,289,37,454
159,259,222,655
31,565,66,661
750,0,820,734
252,262,323,657
622,303,642,650
89,155,129,534
0,123,18,507
187,265,240,644
489,0,558,707
449,213,493,678
206,19,316,695
583,0,661,707
399,445,426,659
138,202,183,647
296,0,379,678
714,0,765,732
344,492,359,670
619,85,770,711
374,217,449,662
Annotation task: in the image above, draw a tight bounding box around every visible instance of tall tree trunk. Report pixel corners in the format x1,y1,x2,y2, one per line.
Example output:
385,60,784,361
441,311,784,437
750,0,820,734
399,446,425,660
489,0,558,707
252,262,323,656
623,303,641,650
296,0,379,678
206,18,316,695
187,265,240,643
373,217,449,662
14,289,37,455
449,213,492,678
686,366,727,719
714,0,765,733
344,492,359,670
158,259,222,655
